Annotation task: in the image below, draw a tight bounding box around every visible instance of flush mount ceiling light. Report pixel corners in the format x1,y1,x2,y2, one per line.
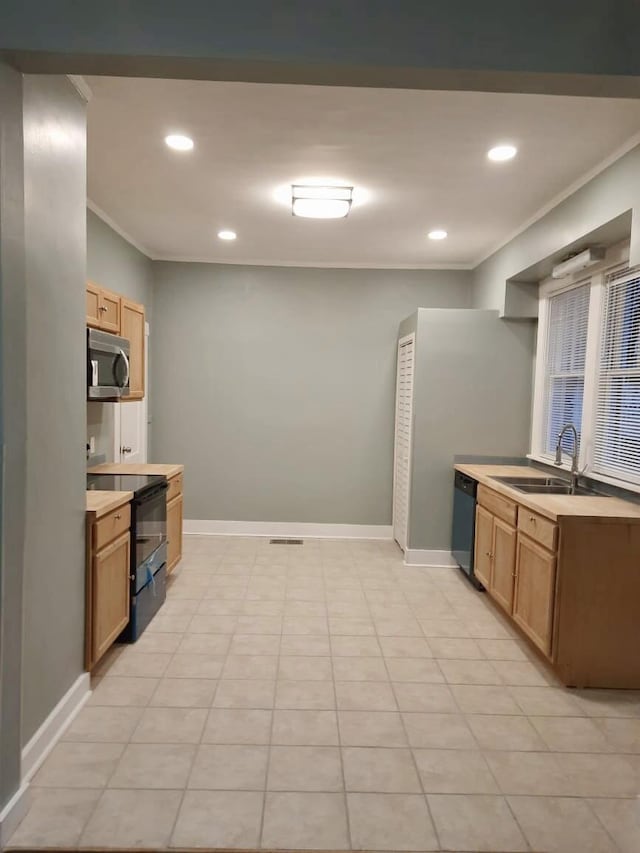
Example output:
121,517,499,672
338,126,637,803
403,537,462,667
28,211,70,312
217,229,237,241
487,144,517,162
164,134,194,151
291,185,353,219
428,229,448,240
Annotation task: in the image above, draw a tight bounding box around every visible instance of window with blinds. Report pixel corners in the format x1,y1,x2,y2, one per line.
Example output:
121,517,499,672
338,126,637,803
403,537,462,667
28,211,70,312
542,283,590,456
593,271,640,484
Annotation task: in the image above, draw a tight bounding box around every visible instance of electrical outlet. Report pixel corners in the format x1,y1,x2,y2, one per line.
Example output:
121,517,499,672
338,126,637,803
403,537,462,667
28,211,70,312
89,436,96,454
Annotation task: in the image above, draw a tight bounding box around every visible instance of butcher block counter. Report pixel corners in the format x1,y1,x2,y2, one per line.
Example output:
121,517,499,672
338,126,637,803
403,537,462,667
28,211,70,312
86,490,132,519
454,463,640,688
87,462,184,479
455,463,640,523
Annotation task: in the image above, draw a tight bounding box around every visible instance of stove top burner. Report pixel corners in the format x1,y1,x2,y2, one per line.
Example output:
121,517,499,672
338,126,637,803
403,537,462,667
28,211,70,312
87,473,166,497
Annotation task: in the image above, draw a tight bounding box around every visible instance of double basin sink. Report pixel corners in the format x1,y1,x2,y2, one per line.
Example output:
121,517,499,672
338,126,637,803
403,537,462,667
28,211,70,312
491,475,605,497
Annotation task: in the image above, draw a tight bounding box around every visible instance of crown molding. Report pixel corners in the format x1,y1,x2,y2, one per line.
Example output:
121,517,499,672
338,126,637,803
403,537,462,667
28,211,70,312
472,131,640,268
87,199,153,258
151,255,474,270
67,75,92,102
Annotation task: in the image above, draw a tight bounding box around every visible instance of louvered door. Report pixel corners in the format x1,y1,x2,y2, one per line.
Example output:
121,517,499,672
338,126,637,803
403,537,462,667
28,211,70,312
393,334,415,550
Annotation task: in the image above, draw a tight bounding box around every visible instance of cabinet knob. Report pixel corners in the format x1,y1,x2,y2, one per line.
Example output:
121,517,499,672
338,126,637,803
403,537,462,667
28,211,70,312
114,513,121,520
529,515,536,522
122,446,132,454
99,305,108,312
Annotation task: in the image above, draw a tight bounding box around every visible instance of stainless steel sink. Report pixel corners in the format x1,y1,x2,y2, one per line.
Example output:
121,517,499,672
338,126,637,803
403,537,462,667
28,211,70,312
490,475,605,497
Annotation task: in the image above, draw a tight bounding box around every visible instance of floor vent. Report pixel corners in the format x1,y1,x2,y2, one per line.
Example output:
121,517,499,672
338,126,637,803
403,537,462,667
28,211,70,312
269,538,304,545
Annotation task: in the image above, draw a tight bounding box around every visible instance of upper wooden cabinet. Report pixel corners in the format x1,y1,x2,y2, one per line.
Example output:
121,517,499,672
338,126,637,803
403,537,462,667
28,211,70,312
86,281,101,326
120,298,145,401
86,281,121,333
86,283,145,401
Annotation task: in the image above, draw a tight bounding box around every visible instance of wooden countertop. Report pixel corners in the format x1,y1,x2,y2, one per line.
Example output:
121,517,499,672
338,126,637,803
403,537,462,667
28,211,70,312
86,490,133,519
455,463,640,523
87,462,184,479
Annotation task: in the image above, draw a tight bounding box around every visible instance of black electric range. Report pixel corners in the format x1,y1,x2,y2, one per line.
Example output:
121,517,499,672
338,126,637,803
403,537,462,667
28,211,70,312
87,473,166,495
87,473,169,641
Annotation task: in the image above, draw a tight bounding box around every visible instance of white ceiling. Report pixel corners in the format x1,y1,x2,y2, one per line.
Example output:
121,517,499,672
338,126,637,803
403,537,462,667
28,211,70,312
86,77,640,267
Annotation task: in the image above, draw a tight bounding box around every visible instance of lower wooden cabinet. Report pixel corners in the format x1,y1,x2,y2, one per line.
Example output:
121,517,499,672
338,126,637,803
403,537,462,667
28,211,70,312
491,517,517,613
167,494,183,574
473,504,493,588
86,502,132,670
513,532,557,656
473,503,516,613
166,472,184,574
92,531,130,662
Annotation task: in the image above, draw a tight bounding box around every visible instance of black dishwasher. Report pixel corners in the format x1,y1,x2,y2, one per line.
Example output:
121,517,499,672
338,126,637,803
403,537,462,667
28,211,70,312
451,471,483,590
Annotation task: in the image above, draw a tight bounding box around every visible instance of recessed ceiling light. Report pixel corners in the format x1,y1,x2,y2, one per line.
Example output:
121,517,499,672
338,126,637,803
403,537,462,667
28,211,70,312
487,144,517,162
217,229,237,241
291,185,353,219
428,229,448,240
164,134,194,151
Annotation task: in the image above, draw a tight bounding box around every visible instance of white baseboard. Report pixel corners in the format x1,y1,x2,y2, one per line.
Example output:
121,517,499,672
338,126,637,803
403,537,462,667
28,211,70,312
0,782,30,848
404,549,458,567
184,520,393,540
21,672,91,782
0,672,90,845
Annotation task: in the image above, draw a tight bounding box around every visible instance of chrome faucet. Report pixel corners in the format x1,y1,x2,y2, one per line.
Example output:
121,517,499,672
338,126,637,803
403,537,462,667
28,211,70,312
554,423,580,492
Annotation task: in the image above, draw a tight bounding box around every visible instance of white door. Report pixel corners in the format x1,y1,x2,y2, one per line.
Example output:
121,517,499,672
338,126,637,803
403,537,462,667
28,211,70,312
118,401,146,463
393,334,415,551
113,323,149,463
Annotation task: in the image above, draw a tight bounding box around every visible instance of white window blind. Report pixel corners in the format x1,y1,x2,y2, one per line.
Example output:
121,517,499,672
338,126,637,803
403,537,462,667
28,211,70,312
542,283,590,456
593,270,640,484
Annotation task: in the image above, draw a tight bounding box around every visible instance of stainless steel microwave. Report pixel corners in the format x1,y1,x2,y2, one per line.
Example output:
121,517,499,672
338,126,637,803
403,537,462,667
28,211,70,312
87,328,130,400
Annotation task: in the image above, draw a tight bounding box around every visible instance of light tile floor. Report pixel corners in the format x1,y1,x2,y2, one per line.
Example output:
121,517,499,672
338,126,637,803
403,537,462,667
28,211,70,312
9,535,640,852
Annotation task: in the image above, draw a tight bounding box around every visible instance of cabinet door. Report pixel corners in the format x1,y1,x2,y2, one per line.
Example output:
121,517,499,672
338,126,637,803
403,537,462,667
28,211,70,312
120,299,145,400
92,531,130,663
99,289,121,333
86,282,101,328
167,495,183,574
490,518,517,614
473,504,493,588
513,533,557,657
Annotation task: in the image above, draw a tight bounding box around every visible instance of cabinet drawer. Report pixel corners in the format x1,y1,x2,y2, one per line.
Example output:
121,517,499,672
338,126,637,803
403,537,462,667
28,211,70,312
518,509,558,551
167,473,183,502
477,485,517,526
93,503,131,552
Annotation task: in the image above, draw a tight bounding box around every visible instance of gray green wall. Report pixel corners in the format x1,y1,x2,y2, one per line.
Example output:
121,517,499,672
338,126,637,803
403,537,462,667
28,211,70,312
406,309,535,551
473,144,640,314
22,76,87,744
87,208,154,323
0,60,26,813
151,263,472,524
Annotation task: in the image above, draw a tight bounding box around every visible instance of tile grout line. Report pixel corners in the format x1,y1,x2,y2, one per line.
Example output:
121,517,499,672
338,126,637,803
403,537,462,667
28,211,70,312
369,577,443,853
256,551,283,852
327,558,354,853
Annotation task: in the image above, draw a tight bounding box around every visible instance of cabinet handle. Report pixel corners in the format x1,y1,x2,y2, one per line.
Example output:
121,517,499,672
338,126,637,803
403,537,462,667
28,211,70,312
122,446,132,454
99,305,108,312
114,513,121,520
529,515,536,522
